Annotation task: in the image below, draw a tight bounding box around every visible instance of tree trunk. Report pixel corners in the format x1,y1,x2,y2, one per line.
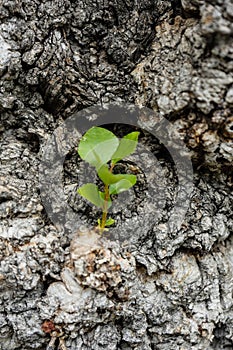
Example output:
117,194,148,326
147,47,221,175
0,0,232,349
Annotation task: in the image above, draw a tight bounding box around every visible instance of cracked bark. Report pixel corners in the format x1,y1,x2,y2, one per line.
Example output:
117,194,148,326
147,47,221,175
0,0,232,349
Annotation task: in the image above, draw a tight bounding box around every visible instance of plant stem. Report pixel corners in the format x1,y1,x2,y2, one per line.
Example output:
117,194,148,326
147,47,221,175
100,163,115,233
100,184,109,231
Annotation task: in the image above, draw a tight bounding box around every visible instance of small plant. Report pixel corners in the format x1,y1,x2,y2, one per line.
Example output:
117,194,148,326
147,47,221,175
77,126,139,233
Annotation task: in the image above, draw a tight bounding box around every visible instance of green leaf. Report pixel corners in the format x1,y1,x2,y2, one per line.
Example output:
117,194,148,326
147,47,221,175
105,218,115,226
99,191,112,209
78,127,119,170
109,178,135,195
77,183,111,209
98,164,137,185
111,131,140,164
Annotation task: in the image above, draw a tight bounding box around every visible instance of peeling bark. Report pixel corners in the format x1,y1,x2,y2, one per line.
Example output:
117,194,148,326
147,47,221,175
0,1,232,350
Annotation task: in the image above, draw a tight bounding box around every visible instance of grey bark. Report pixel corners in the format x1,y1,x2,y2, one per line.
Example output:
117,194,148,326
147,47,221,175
0,1,232,350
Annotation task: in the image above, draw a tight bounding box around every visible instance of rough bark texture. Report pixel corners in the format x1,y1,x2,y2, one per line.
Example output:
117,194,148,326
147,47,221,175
0,1,232,350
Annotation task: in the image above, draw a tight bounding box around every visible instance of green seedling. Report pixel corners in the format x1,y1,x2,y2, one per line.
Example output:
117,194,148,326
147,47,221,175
77,126,139,233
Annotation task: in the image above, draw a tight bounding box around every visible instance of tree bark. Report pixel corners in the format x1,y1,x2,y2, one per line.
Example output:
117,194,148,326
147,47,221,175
0,0,232,349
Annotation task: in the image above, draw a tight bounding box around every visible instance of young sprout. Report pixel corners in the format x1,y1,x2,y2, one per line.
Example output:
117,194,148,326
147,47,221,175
77,126,139,233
